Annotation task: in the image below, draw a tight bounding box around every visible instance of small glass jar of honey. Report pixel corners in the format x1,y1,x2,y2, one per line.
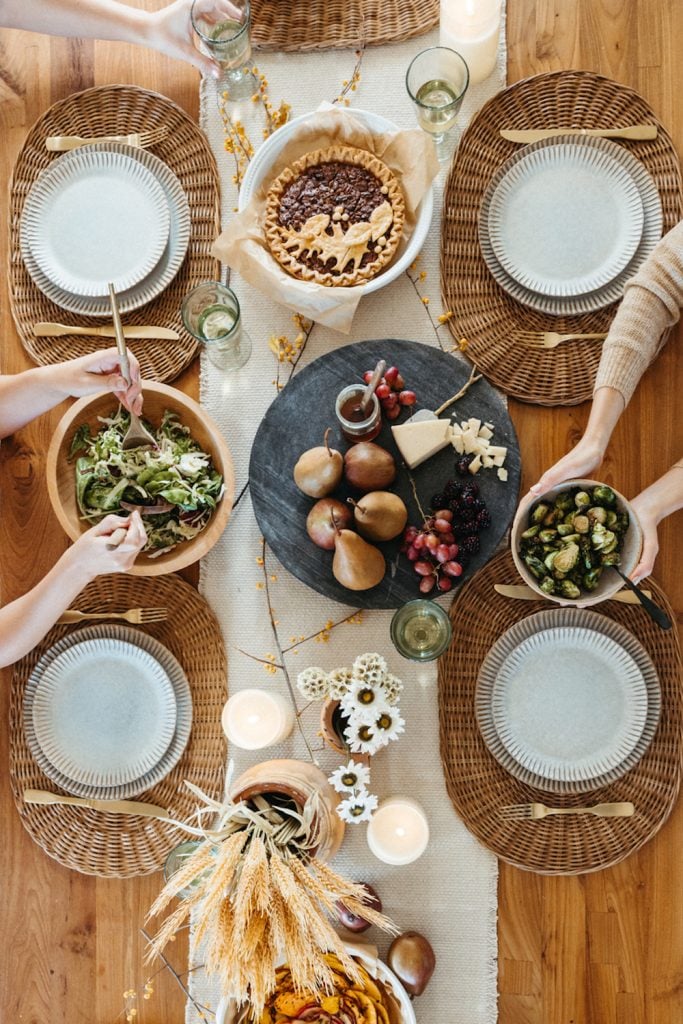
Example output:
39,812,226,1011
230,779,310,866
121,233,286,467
335,384,382,443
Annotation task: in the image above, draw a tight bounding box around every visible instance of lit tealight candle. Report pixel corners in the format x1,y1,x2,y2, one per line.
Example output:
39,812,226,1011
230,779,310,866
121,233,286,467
440,0,502,85
366,797,430,866
221,689,295,750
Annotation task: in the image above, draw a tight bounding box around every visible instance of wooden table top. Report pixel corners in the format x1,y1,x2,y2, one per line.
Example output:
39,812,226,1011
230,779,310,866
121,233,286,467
1,3,681,1022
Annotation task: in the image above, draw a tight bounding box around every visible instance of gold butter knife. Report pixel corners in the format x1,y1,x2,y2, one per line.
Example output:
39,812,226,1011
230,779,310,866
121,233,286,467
24,788,170,818
33,322,179,340
494,583,652,604
500,125,658,143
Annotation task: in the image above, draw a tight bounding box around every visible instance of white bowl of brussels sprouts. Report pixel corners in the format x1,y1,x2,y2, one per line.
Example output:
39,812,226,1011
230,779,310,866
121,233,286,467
511,480,643,607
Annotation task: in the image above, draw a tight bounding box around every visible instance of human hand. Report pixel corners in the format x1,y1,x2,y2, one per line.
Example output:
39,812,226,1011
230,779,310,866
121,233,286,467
529,436,605,496
147,0,243,79
629,493,660,584
67,512,148,578
49,349,143,415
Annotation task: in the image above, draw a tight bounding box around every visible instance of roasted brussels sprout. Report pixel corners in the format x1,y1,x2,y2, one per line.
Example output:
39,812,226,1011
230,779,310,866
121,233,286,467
592,485,616,506
518,483,630,599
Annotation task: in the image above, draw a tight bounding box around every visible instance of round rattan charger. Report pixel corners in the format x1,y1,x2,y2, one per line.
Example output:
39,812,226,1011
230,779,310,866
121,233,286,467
441,70,683,406
251,0,438,51
9,573,227,878
9,85,220,383
438,550,682,875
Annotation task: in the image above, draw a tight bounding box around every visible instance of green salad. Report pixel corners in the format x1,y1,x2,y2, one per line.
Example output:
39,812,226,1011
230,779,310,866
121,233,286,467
70,407,224,556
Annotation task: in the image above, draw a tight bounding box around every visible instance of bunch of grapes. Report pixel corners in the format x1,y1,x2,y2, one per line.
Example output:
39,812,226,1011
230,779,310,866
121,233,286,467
362,364,416,421
401,477,493,594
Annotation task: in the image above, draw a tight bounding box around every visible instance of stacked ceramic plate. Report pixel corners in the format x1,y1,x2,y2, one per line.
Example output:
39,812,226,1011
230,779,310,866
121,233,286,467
19,143,191,317
23,625,192,799
475,608,661,794
478,135,664,315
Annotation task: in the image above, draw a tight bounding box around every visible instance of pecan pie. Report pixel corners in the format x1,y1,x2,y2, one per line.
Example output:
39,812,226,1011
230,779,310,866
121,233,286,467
264,145,405,287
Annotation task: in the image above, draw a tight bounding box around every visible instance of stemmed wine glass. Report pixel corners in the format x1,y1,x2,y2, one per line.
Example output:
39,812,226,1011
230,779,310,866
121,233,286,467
406,46,470,146
191,0,258,100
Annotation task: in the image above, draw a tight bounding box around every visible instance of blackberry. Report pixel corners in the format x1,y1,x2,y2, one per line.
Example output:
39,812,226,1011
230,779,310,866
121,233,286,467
476,509,491,530
430,493,447,509
444,480,463,499
462,493,477,508
460,534,480,554
461,481,479,498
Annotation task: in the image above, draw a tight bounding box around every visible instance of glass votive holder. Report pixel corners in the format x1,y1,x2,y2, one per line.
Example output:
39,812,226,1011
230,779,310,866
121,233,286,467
163,840,204,898
191,0,258,100
335,384,382,444
366,797,430,865
182,281,252,371
221,689,295,750
405,46,470,145
390,598,453,661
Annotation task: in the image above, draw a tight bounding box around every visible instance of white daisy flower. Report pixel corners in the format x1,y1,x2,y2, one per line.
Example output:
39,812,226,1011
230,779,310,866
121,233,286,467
337,791,378,824
352,652,388,687
373,706,405,744
327,667,353,701
341,678,386,724
344,715,383,757
296,666,330,700
329,759,371,794
379,672,403,706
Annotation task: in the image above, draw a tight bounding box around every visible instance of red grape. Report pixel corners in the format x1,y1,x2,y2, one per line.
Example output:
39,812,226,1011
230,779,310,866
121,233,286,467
441,531,456,544
381,392,399,408
448,543,459,558
414,561,435,576
394,372,405,390
406,545,419,561
384,404,401,420
398,390,417,406
362,370,374,384
419,576,436,594
384,366,399,386
443,561,463,577
437,577,453,592
404,526,419,544
433,518,451,533
413,533,426,550
434,509,453,522
424,533,439,550
376,383,391,399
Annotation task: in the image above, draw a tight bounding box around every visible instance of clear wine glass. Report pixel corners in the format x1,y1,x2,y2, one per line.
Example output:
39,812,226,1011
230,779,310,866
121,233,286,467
191,0,258,101
405,46,470,145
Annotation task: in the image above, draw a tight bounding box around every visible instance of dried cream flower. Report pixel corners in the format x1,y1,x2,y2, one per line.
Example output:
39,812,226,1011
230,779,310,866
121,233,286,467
296,666,329,700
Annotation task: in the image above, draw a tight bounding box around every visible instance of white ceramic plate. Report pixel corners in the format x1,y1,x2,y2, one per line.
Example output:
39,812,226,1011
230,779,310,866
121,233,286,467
24,625,193,799
491,625,647,781
215,945,416,1024
478,135,663,316
21,148,170,296
238,107,434,297
20,143,191,317
487,141,644,296
31,637,176,787
476,608,661,794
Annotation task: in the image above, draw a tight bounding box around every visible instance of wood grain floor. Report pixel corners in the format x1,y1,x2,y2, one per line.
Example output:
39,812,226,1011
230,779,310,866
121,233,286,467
1,2,681,1022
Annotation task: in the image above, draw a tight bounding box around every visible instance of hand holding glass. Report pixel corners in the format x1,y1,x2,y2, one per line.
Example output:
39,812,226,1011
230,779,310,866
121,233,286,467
406,46,470,144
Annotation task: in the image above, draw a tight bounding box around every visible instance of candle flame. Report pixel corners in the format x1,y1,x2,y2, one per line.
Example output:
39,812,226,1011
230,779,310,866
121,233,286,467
395,826,407,838
247,713,261,725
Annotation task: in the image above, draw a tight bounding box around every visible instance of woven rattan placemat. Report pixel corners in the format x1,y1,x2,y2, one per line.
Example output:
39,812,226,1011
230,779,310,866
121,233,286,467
9,85,220,383
441,71,683,406
252,0,438,52
9,573,227,878
438,549,682,875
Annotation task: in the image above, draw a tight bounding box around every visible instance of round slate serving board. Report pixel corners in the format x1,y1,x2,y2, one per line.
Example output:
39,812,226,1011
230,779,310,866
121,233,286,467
249,339,522,608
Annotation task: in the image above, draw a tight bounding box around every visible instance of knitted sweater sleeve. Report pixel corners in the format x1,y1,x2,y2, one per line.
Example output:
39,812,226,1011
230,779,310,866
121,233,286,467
594,219,683,404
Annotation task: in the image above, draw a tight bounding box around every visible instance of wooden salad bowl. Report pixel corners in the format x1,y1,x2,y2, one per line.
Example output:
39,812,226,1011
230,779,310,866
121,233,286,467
46,381,235,576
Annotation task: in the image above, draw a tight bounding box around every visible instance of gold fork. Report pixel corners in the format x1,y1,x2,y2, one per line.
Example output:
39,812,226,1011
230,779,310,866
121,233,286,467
56,607,168,625
500,802,635,821
45,126,169,152
515,330,608,349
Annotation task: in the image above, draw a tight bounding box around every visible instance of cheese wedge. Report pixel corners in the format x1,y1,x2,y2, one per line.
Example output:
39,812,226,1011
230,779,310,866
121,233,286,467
391,418,452,468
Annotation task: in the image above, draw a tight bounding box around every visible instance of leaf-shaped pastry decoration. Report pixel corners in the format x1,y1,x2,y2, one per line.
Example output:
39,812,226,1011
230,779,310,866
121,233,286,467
280,214,379,273
369,201,394,241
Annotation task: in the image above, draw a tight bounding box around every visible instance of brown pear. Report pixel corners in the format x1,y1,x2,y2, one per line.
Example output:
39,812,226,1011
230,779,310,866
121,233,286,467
293,428,343,498
332,525,385,591
348,491,408,542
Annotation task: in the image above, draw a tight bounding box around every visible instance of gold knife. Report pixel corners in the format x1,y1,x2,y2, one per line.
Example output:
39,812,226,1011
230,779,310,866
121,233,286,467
500,125,658,143
33,322,180,340
494,583,652,604
23,788,170,818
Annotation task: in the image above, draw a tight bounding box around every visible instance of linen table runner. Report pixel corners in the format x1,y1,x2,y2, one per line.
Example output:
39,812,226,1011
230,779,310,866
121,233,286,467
192,20,506,1024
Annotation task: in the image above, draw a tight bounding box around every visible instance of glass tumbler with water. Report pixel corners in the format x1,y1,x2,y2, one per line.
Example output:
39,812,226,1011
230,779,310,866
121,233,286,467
406,46,470,144
390,599,453,661
182,281,252,371
191,0,258,100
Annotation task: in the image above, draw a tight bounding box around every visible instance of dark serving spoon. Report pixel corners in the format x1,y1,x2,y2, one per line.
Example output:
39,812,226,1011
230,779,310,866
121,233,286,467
611,566,672,630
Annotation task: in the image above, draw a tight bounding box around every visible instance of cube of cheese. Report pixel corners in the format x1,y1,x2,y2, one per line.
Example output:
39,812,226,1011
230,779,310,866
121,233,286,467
497,467,508,482
468,453,482,474
391,418,452,469
478,425,494,440
467,417,482,435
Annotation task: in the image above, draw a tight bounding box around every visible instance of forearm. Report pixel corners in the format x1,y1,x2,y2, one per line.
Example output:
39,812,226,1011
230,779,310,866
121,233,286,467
633,459,683,525
582,386,626,455
0,0,150,43
0,549,94,668
0,365,70,438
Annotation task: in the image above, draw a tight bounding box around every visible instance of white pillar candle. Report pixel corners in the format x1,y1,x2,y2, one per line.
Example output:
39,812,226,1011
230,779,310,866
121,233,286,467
440,0,502,85
221,689,295,750
366,797,430,866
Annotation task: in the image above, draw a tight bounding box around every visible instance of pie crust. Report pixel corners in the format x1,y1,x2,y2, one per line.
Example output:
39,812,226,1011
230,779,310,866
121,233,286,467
264,145,406,287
